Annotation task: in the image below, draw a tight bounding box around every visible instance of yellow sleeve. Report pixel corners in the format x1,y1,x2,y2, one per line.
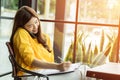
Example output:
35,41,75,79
13,29,35,66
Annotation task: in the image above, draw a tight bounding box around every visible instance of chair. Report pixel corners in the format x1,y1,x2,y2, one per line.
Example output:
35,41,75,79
0,71,12,77
6,42,49,80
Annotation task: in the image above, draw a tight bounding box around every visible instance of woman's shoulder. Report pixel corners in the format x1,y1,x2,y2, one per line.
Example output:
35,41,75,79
17,28,27,33
13,28,31,43
14,28,29,38
15,28,29,35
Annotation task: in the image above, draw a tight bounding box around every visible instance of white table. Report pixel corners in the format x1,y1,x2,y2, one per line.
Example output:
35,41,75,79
48,63,91,80
22,63,89,80
48,70,82,80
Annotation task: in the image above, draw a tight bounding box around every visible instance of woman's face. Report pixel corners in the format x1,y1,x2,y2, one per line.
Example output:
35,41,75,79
24,17,39,34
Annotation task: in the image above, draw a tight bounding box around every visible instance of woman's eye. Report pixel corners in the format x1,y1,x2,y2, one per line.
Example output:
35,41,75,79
28,24,33,28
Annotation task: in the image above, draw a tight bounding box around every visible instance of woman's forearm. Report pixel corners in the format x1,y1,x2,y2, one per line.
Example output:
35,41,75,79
31,58,59,70
32,58,71,71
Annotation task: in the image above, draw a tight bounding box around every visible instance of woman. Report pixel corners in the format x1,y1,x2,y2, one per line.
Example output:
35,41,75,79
10,6,71,79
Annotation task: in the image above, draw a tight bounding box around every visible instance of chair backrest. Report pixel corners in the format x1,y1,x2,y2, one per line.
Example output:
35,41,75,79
6,42,49,80
6,42,18,78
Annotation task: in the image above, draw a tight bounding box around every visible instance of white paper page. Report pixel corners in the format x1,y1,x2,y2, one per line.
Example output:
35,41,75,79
39,63,81,75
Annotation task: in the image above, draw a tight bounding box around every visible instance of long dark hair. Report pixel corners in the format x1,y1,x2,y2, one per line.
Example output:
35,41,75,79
10,6,51,52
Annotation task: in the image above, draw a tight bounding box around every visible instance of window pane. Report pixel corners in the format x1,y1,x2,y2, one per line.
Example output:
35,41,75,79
76,25,118,66
64,24,75,59
0,19,13,80
0,19,13,37
65,0,77,21
78,0,120,24
0,19,13,79
1,0,18,17
37,0,56,20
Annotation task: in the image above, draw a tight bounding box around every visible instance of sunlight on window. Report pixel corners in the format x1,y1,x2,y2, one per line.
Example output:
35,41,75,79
107,0,117,9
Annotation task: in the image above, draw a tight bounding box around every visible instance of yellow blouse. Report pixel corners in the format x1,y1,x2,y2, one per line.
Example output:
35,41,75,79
13,28,54,75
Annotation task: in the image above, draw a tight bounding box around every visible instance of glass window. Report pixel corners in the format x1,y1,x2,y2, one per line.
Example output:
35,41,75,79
77,25,118,64
78,0,120,24
0,0,18,37
64,24,75,58
65,0,77,21
0,19,13,38
37,0,56,20
1,0,18,17
37,0,120,64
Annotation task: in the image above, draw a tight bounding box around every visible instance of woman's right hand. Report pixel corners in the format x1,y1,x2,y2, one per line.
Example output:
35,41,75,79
57,61,71,71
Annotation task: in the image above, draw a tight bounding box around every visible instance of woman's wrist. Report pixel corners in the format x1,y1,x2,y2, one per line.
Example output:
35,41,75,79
56,62,71,71
54,63,59,70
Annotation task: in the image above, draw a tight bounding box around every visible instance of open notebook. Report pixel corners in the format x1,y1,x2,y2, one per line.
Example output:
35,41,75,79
38,63,81,76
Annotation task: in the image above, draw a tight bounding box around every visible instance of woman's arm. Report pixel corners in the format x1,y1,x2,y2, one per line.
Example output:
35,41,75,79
32,58,71,71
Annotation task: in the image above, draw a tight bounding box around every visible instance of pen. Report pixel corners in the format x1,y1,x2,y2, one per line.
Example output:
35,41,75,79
58,56,64,62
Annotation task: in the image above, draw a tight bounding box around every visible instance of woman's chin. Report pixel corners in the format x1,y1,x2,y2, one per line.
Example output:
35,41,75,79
33,31,38,34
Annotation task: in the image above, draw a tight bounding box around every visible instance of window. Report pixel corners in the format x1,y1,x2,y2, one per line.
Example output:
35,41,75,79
37,0,120,64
